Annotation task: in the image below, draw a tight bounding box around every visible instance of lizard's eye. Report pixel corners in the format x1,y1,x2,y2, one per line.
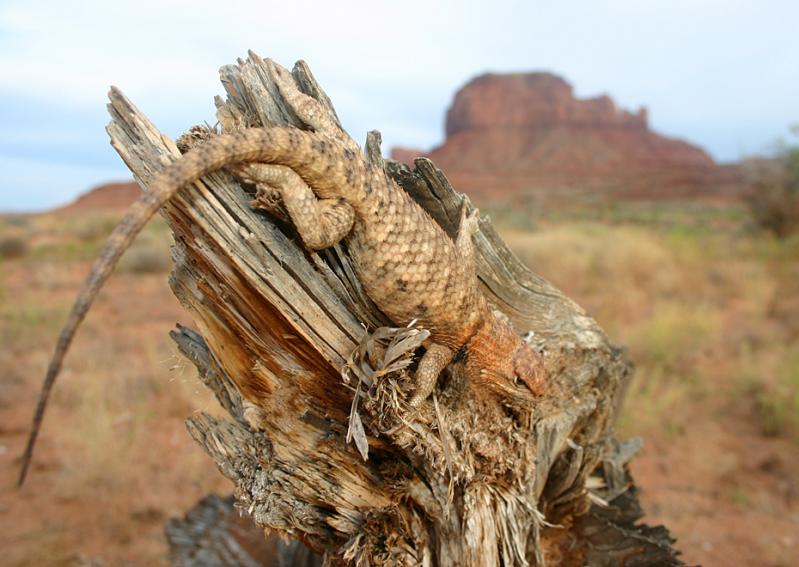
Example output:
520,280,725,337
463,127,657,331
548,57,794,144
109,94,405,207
513,373,525,388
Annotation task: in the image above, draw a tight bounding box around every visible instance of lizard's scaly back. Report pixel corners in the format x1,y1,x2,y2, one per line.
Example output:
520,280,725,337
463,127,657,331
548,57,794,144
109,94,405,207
18,127,344,485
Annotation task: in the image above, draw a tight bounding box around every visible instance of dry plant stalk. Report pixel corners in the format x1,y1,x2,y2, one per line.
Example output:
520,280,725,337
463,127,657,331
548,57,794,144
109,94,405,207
103,52,681,566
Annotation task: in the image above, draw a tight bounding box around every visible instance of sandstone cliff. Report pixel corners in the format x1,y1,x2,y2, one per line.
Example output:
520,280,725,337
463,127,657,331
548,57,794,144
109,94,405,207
392,72,743,202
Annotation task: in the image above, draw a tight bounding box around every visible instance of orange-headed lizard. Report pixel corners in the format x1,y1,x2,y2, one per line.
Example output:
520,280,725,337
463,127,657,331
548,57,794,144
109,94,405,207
19,63,545,485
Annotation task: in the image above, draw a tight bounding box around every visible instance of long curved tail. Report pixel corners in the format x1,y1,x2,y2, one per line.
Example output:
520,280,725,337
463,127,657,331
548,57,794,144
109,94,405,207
18,126,338,485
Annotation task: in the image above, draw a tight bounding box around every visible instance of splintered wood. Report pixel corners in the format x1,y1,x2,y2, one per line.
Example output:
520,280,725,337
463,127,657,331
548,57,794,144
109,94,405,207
107,52,682,566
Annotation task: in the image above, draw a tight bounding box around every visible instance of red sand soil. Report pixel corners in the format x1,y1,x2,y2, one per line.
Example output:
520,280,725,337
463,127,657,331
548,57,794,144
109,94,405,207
1,256,229,566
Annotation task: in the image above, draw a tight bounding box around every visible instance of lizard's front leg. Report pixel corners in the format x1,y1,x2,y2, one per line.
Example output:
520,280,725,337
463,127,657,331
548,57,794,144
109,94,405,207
409,343,453,407
407,202,479,407
235,163,355,250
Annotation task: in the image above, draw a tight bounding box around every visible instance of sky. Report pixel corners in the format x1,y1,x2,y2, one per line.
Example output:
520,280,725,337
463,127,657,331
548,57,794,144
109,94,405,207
1,0,797,212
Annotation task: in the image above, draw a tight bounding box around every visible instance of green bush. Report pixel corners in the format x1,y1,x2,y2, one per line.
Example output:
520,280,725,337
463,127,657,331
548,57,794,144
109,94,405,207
746,129,799,238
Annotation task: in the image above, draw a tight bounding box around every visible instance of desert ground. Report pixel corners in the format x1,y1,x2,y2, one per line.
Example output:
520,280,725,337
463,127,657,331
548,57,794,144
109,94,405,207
1,198,797,566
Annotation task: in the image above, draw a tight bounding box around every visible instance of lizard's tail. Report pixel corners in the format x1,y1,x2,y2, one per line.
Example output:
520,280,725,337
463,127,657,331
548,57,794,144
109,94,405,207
18,127,331,485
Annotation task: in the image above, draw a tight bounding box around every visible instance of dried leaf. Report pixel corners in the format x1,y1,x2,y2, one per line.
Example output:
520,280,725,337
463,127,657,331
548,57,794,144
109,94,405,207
346,378,369,460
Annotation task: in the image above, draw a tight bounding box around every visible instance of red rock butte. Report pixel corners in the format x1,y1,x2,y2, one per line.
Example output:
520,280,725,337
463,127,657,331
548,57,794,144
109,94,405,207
392,72,744,202
54,181,141,215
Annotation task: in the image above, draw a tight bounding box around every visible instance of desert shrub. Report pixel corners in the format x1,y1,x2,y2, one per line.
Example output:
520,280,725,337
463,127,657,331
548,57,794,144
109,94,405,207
118,236,171,274
734,343,799,439
72,215,119,243
119,245,171,274
746,131,799,238
0,234,29,259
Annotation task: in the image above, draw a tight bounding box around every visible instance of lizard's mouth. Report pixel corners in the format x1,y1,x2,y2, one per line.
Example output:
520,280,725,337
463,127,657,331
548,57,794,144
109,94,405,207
478,368,540,402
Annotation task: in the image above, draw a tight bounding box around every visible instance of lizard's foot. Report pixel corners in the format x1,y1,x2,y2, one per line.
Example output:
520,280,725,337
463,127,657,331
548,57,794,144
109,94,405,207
234,163,354,250
456,198,480,261
409,343,453,407
267,60,345,140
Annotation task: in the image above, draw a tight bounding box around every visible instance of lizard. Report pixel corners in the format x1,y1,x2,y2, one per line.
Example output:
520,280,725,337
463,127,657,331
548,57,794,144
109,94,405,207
18,63,546,485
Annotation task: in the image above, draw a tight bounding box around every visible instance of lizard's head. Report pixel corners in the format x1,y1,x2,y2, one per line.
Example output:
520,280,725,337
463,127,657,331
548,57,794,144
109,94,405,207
510,342,547,398
467,325,546,404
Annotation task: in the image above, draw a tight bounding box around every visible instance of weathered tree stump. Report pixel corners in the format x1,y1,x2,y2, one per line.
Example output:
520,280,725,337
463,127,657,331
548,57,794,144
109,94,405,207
106,52,682,566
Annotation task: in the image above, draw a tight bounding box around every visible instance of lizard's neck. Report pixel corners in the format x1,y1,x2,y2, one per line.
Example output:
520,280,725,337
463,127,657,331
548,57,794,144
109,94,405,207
467,314,521,368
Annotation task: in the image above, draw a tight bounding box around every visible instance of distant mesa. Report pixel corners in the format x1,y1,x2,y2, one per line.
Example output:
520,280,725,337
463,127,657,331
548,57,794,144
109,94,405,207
55,181,140,215
445,73,654,136
60,73,744,214
391,72,743,202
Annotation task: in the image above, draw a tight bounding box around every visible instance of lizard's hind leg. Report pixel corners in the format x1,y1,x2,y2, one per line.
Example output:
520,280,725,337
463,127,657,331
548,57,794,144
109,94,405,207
236,163,354,250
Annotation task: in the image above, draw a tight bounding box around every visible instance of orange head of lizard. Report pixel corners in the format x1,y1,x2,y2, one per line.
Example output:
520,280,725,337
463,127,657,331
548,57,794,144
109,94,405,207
467,323,546,405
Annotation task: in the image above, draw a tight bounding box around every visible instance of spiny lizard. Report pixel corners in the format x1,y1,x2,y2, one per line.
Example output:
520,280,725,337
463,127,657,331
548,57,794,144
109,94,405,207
19,63,545,485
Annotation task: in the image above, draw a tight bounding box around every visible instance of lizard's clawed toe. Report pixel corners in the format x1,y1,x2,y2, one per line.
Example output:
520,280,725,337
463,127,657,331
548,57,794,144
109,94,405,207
266,60,340,137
